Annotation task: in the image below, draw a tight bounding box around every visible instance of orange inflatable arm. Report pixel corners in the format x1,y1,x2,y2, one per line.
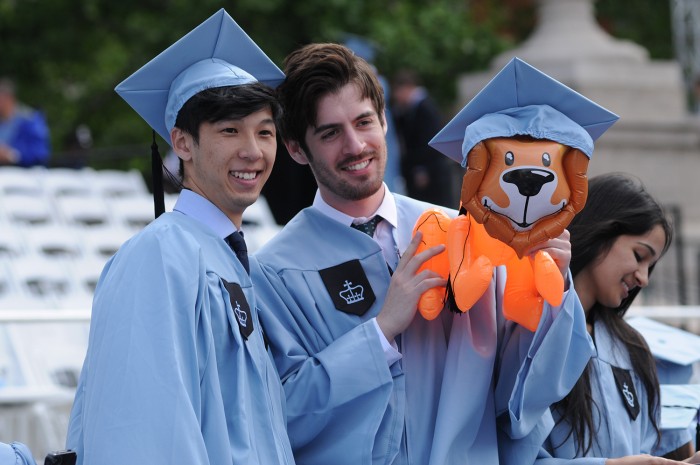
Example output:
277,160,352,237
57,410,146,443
501,251,564,331
447,215,493,313
412,209,451,320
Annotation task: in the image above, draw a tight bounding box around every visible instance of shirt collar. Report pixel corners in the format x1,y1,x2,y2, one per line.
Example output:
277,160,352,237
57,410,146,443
173,189,239,239
312,183,398,229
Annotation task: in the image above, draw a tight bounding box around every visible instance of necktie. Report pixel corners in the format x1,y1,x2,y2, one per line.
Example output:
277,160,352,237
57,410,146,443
226,231,249,275
351,216,382,237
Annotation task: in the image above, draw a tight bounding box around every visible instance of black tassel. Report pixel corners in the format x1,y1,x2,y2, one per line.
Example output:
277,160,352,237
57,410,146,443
445,278,460,314
151,131,165,218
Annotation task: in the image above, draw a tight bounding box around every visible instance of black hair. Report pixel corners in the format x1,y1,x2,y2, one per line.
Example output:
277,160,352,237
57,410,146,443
551,172,673,455
175,82,281,143
170,82,281,182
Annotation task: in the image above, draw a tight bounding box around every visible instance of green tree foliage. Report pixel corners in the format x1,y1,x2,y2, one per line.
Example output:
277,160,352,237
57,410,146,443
597,0,674,60
0,0,510,166
0,0,673,168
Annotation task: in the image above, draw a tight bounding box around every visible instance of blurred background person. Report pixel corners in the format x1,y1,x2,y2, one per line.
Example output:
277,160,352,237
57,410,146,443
0,77,50,167
391,69,456,207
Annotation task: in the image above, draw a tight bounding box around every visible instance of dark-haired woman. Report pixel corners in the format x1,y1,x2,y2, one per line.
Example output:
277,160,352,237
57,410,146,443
534,173,700,464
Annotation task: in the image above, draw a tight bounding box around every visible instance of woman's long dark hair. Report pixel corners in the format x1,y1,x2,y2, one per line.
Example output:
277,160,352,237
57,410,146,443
551,172,673,455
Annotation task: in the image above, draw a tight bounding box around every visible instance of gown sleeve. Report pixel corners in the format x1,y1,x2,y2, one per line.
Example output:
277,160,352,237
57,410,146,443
496,271,594,439
495,269,595,465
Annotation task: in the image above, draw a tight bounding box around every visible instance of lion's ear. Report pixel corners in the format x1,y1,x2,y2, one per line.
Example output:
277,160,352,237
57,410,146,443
563,148,589,214
460,142,489,206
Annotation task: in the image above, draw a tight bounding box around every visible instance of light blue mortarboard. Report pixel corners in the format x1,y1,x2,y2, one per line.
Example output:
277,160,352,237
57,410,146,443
627,316,700,368
115,8,285,144
660,384,700,431
429,57,619,166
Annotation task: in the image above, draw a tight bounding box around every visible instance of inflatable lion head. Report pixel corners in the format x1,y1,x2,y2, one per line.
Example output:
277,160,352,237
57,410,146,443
461,133,589,257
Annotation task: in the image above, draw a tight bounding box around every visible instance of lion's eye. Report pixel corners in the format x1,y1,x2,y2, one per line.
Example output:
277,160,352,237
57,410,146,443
505,151,514,166
542,152,551,167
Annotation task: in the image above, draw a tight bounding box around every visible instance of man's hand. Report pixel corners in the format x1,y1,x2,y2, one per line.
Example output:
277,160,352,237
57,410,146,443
376,231,446,343
523,229,571,280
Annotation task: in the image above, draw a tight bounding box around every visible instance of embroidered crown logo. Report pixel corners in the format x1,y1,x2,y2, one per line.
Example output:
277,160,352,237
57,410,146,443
339,280,365,304
234,301,248,327
622,382,635,408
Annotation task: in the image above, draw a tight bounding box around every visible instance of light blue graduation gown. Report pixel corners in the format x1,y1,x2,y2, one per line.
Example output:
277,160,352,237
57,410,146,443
0,442,37,465
66,210,295,465
253,193,593,465
530,319,660,464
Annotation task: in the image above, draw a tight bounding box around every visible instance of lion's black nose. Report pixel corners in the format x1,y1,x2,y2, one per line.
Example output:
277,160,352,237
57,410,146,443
503,169,554,197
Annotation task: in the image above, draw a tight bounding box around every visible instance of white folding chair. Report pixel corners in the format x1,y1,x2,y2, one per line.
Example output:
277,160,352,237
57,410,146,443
0,193,55,225
90,169,149,198
70,255,108,299
0,227,27,258
0,263,14,300
54,196,110,227
40,168,94,198
80,225,132,259
10,256,75,308
0,167,44,197
24,225,83,260
108,195,156,231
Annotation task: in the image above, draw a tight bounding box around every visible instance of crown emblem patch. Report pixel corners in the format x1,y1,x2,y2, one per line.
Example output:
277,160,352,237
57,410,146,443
320,259,375,316
611,366,639,421
340,280,365,304
223,280,254,340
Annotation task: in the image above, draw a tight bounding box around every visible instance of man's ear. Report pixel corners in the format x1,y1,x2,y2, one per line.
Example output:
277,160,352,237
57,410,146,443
381,110,388,136
285,139,310,166
171,127,193,162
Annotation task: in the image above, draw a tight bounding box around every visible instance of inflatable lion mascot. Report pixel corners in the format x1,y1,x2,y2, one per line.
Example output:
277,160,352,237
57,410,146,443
415,58,619,331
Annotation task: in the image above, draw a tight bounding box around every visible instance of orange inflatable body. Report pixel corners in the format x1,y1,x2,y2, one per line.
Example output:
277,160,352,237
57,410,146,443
413,211,564,331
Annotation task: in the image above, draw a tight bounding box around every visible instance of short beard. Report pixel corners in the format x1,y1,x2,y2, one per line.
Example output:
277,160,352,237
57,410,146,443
332,175,384,201
307,149,386,202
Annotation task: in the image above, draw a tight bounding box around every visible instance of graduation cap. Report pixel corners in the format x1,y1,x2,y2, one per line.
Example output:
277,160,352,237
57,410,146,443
429,57,619,166
627,316,700,369
660,384,700,452
114,8,284,217
660,384,700,430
